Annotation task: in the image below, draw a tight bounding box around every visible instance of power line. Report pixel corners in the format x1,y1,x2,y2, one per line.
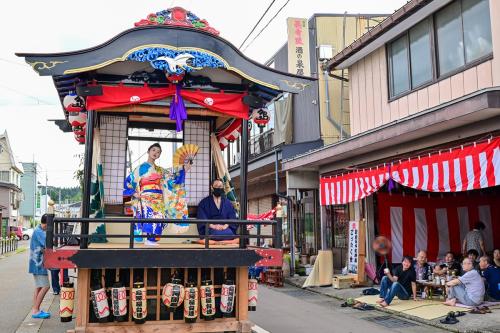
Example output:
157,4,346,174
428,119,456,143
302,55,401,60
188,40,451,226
242,0,291,52
0,57,29,68
239,0,277,49
0,83,56,106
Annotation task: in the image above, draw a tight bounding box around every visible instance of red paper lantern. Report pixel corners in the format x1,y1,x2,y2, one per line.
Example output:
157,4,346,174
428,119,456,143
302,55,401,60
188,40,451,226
63,94,85,112
68,111,87,127
72,125,86,136
253,109,270,128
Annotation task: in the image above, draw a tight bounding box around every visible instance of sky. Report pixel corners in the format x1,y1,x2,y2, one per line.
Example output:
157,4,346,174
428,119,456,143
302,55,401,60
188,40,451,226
0,0,406,187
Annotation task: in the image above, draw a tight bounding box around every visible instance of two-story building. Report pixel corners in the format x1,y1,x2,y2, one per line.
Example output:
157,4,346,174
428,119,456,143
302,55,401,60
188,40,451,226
283,0,500,270
19,162,38,227
0,131,24,237
226,13,387,256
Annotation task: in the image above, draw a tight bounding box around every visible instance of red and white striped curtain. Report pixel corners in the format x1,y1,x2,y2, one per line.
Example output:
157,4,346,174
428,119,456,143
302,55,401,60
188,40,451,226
319,137,500,206
392,137,500,192
377,192,500,263
320,167,389,205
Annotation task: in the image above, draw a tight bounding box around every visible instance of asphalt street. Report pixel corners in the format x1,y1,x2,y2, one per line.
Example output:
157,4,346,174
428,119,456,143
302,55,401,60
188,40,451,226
249,284,447,333
0,242,34,333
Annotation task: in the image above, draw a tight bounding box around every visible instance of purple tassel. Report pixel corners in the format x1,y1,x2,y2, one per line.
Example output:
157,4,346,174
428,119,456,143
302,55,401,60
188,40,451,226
387,165,395,192
170,85,187,132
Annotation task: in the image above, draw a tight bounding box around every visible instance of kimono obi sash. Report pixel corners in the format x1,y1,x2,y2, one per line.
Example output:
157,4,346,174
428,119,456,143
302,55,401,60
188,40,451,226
139,173,162,193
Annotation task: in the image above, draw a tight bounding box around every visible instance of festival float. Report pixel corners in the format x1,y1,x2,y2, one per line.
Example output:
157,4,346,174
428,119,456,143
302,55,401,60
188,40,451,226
17,6,314,333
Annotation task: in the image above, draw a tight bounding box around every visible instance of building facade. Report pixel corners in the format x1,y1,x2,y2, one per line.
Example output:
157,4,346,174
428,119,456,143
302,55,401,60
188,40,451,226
0,131,23,236
228,13,387,256
19,162,37,226
283,0,500,271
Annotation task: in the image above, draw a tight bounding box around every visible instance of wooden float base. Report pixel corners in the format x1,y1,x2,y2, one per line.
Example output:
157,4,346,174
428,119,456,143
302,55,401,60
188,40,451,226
73,267,252,333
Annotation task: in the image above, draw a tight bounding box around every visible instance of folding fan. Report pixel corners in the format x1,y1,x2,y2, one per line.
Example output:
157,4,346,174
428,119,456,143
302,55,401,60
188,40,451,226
173,144,199,167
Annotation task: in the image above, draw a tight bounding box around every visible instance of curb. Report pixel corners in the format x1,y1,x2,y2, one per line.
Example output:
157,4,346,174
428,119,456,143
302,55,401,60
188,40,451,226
15,293,55,333
0,246,27,259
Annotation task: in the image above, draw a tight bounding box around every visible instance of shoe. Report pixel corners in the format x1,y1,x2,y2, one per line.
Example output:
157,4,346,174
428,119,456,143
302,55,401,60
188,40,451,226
32,312,50,319
470,307,486,314
53,291,59,295
440,313,458,324
40,311,51,317
144,240,159,246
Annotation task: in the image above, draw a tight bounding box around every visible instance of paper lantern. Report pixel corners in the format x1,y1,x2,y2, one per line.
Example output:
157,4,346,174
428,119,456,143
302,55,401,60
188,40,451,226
248,277,258,311
59,281,75,322
200,280,215,321
111,282,127,322
161,278,185,312
131,282,147,324
68,111,87,127
220,279,236,317
253,109,270,128
63,94,85,112
90,287,110,322
183,282,198,323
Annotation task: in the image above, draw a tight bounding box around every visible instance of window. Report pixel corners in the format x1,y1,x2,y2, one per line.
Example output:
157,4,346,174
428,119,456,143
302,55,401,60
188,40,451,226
389,19,432,97
0,171,9,182
389,36,410,97
435,1,465,75
409,19,433,87
388,0,492,98
462,0,492,63
435,0,492,75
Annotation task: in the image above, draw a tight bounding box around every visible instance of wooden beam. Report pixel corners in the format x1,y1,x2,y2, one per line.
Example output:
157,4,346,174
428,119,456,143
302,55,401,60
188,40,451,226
357,218,366,283
237,267,249,322
78,320,241,333
75,269,90,329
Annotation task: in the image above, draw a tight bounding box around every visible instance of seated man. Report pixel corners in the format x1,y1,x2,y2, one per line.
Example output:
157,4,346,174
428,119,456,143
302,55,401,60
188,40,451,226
414,250,431,280
467,249,480,271
197,179,238,244
377,256,417,307
479,256,500,301
444,258,485,307
434,251,461,277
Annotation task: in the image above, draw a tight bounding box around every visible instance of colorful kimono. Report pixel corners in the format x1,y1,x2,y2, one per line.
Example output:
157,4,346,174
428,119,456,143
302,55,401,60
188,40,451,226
125,162,188,241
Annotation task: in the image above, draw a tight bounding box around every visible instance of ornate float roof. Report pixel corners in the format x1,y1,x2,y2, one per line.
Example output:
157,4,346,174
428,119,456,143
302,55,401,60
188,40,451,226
16,7,314,95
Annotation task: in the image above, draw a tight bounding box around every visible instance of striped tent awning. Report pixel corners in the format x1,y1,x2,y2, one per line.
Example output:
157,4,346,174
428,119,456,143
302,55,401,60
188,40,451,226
320,137,500,206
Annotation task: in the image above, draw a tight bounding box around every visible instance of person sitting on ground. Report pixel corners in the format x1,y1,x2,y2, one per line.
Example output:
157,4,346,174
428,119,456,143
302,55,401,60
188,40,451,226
414,250,431,280
434,251,462,276
463,221,486,257
197,179,239,244
28,214,51,319
467,249,480,271
479,256,500,301
377,256,417,307
493,249,500,268
444,258,485,307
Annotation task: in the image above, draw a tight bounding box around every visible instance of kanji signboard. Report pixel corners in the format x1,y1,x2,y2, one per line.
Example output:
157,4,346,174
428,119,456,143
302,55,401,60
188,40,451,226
348,221,359,274
287,18,310,76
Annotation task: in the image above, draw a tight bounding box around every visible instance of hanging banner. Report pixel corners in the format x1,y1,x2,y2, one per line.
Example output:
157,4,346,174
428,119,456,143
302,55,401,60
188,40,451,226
348,221,359,274
287,18,310,76
392,137,500,192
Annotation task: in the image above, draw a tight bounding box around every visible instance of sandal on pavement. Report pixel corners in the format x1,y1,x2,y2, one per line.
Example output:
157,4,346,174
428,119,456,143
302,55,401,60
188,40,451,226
470,307,486,314
31,312,50,319
479,306,492,313
440,314,459,325
453,311,466,317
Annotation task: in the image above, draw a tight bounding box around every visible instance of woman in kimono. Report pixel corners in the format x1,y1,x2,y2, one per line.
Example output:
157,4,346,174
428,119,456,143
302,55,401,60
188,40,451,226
125,143,191,245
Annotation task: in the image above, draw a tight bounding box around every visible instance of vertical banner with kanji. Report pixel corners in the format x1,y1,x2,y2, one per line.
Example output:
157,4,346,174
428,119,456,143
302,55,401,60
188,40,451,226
348,221,359,274
287,18,310,76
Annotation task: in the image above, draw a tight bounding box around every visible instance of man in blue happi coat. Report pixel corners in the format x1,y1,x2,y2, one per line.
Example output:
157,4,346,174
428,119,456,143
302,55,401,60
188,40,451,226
197,179,239,244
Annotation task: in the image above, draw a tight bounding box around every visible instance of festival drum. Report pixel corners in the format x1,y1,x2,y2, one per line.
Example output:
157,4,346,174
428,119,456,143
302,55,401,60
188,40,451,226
59,281,75,322
200,280,215,321
111,282,127,322
90,286,110,322
248,276,258,311
220,279,236,317
183,282,198,323
131,282,147,324
161,278,185,312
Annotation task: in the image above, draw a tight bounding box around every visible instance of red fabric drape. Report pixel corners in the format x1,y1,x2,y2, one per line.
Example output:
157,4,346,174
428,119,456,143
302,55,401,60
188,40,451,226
86,85,249,119
377,192,499,263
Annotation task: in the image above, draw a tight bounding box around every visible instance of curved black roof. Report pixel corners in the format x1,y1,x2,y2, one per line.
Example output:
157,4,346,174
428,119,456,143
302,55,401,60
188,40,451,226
16,25,314,94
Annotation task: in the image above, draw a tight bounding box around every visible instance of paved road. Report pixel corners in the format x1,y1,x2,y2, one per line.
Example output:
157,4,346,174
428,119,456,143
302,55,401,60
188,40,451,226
249,285,447,333
0,242,35,333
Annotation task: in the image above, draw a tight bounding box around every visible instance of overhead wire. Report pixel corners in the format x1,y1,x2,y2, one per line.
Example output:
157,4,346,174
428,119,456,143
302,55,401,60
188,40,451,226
241,0,291,52
239,0,277,49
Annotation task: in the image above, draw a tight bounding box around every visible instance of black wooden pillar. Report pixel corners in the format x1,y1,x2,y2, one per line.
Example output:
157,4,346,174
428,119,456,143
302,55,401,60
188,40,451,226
239,119,249,248
80,110,95,249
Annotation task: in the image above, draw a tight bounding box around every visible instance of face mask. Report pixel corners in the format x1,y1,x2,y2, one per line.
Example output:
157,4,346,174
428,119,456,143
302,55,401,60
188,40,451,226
212,188,224,197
